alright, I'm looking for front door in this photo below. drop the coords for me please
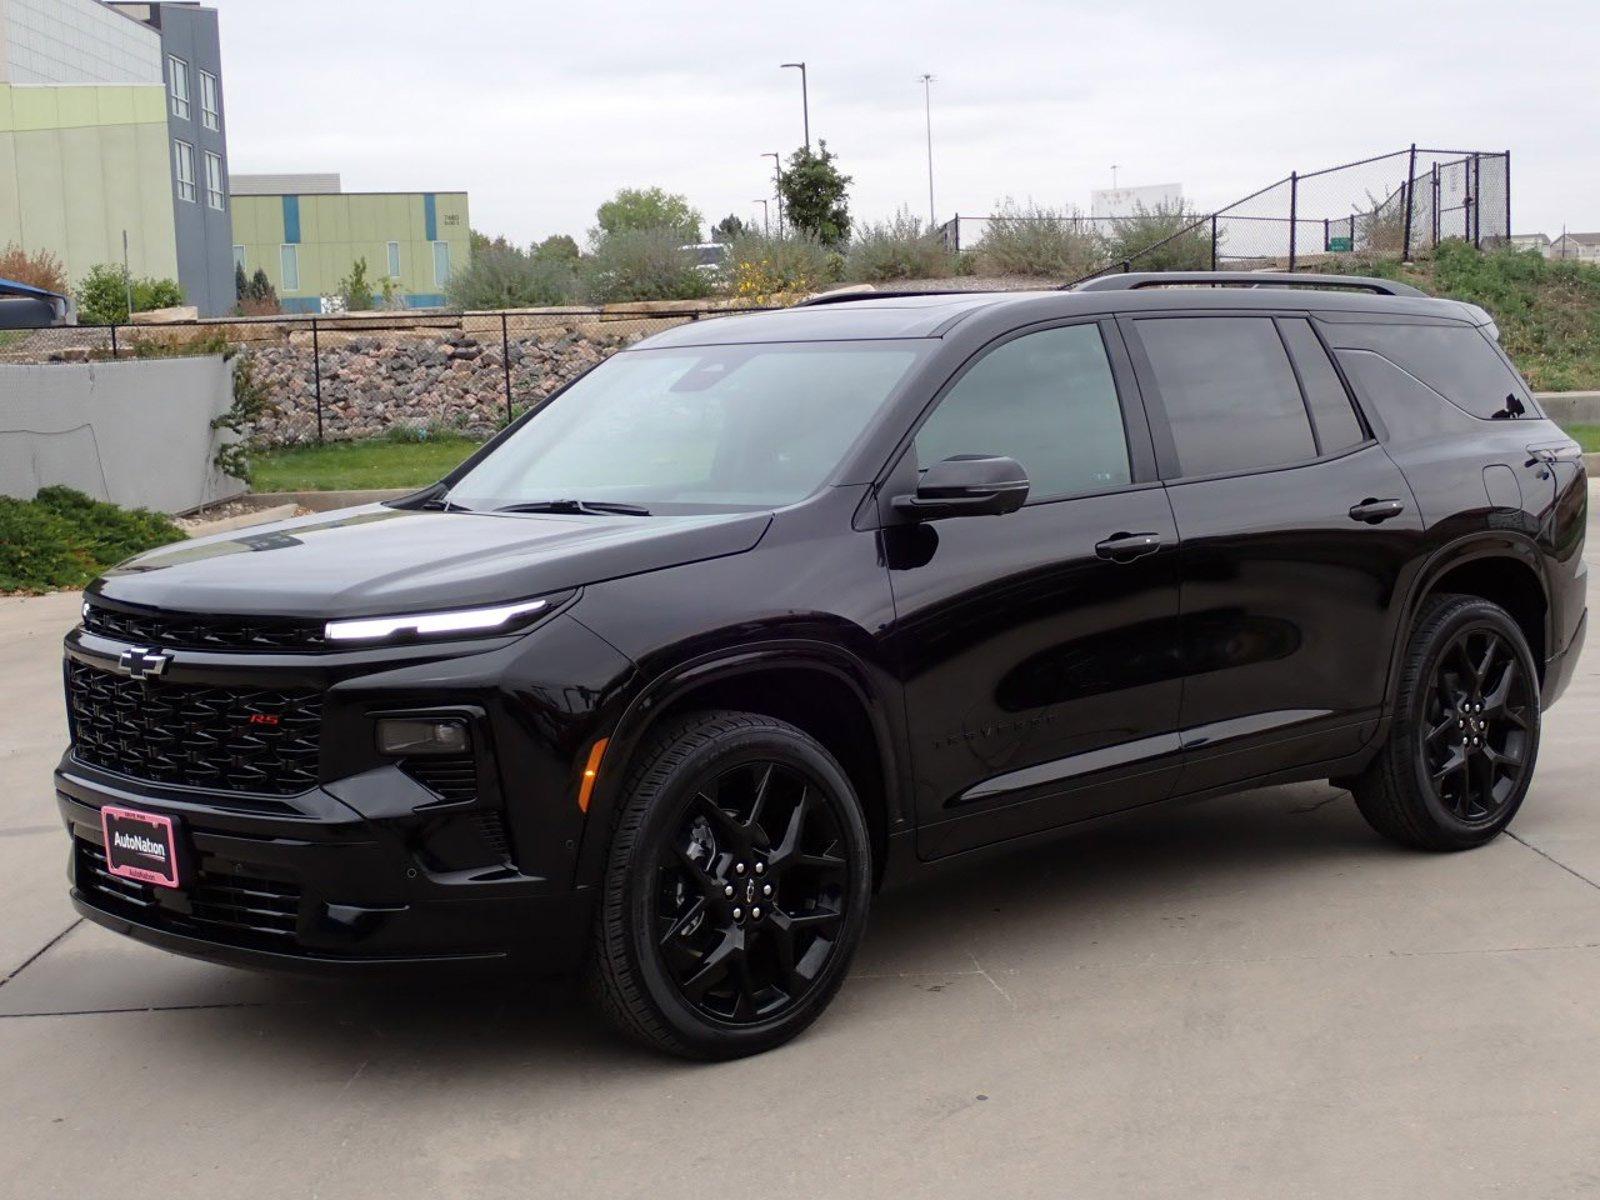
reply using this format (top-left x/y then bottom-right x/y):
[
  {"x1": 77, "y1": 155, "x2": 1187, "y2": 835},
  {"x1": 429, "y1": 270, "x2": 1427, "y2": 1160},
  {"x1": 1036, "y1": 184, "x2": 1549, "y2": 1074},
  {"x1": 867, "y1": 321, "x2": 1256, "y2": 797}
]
[
  {"x1": 1121, "y1": 312, "x2": 1427, "y2": 792},
  {"x1": 880, "y1": 320, "x2": 1187, "y2": 859}
]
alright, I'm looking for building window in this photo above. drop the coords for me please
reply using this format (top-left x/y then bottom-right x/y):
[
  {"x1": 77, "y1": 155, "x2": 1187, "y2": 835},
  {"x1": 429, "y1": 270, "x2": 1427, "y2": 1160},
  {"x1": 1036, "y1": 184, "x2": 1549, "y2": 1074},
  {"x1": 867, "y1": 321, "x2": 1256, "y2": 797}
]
[
  {"x1": 200, "y1": 70, "x2": 220, "y2": 131},
  {"x1": 204, "y1": 151, "x2": 225, "y2": 210},
  {"x1": 280, "y1": 245, "x2": 300, "y2": 292},
  {"x1": 432, "y1": 241, "x2": 452, "y2": 287},
  {"x1": 168, "y1": 56, "x2": 190, "y2": 120},
  {"x1": 232, "y1": 245, "x2": 246, "y2": 272},
  {"x1": 387, "y1": 241, "x2": 401, "y2": 279},
  {"x1": 173, "y1": 140, "x2": 196, "y2": 203}
]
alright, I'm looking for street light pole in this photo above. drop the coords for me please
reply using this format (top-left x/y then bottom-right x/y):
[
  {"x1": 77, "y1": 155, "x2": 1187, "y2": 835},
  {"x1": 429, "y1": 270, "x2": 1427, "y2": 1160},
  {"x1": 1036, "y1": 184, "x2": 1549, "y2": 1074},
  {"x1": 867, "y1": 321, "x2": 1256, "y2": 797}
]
[
  {"x1": 763, "y1": 151, "x2": 784, "y2": 236},
  {"x1": 918, "y1": 74, "x2": 936, "y2": 229},
  {"x1": 753, "y1": 199, "x2": 769, "y2": 238},
  {"x1": 781, "y1": 61, "x2": 809, "y2": 150}
]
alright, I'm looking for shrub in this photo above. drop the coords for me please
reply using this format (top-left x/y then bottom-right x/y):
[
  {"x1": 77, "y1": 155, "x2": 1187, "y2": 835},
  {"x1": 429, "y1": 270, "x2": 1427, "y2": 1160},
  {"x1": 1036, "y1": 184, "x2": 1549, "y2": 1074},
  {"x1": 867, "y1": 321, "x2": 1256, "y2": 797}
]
[
  {"x1": 844, "y1": 210, "x2": 956, "y2": 282},
  {"x1": 0, "y1": 487, "x2": 185, "y2": 594},
  {"x1": 594, "y1": 187, "x2": 702, "y2": 244},
  {"x1": 339, "y1": 257, "x2": 375, "y2": 311},
  {"x1": 0, "y1": 243, "x2": 69, "y2": 293},
  {"x1": 446, "y1": 240, "x2": 577, "y2": 309},
  {"x1": 723, "y1": 231, "x2": 839, "y2": 301},
  {"x1": 1106, "y1": 202, "x2": 1214, "y2": 272},
  {"x1": 581, "y1": 229, "x2": 712, "y2": 303},
  {"x1": 975, "y1": 201, "x2": 1106, "y2": 278},
  {"x1": 240, "y1": 267, "x2": 279, "y2": 316},
  {"x1": 75, "y1": 264, "x2": 185, "y2": 324}
]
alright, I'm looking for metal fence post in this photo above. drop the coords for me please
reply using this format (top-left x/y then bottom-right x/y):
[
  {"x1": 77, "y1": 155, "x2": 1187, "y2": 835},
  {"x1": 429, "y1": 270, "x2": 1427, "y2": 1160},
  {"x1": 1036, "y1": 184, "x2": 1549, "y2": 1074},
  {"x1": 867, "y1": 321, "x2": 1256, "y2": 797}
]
[
  {"x1": 1472, "y1": 154, "x2": 1482, "y2": 248},
  {"x1": 1401, "y1": 143, "x2": 1417, "y2": 260},
  {"x1": 500, "y1": 312, "x2": 513, "y2": 427},
  {"x1": 110, "y1": 324, "x2": 118, "y2": 359},
  {"x1": 1210, "y1": 214, "x2": 1218, "y2": 269},
  {"x1": 311, "y1": 316, "x2": 323, "y2": 445},
  {"x1": 1287, "y1": 172, "x2": 1298, "y2": 271},
  {"x1": 1431, "y1": 162, "x2": 1440, "y2": 248},
  {"x1": 953, "y1": 213, "x2": 960, "y2": 254},
  {"x1": 1503, "y1": 150, "x2": 1512, "y2": 245}
]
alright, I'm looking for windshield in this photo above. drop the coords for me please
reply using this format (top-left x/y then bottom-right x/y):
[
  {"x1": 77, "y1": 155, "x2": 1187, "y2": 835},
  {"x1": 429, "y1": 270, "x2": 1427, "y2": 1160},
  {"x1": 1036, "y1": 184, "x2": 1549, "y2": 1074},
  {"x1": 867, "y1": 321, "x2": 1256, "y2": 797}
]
[{"x1": 445, "y1": 340, "x2": 927, "y2": 513}]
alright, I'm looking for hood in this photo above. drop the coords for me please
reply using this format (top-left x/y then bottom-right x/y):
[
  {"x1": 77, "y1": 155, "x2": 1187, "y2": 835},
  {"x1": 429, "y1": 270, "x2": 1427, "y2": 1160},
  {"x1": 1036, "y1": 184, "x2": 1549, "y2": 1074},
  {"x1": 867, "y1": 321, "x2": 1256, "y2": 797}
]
[{"x1": 93, "y1": 504, "x2": 772, "y2": 618}]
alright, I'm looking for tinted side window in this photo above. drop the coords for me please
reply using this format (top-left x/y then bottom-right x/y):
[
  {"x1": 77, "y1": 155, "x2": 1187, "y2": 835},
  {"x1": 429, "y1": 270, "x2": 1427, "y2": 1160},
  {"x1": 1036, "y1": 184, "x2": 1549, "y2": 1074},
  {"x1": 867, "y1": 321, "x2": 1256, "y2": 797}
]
[
  {"x1": 1280, "y1": 318, "x2": 1365, "y2": 453},
  {"x1": 915, "y1": 324, "x2": 1130, "y2": 501},
  {"x1": 1322, "y1": 321, "x2": 1530, "y2": 419},
  {"x1": 1136, "y1": 317, "x2": 1315, "y2": 477}
]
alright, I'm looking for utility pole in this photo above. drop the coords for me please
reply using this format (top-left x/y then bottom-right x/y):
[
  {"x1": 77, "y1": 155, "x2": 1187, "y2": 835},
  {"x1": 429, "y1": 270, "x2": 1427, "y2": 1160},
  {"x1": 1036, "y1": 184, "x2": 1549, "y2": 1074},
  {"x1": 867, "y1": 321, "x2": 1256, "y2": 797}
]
[
  {"x1": 781, "y1": 62, "x2": 809, "y2": 150},
  {"x1": 753, "y1": 199, "x2": 770, "y2": 238},
  {"x1": 121, "y1": 229, "x2": 134, "y2": 321},
  {"x1": 1111, "y1": 164, "x2": 1119, "y2": 189},
  {"x1": 918, "y1": 74, "x2": 936, "y2": 228},
  {"x1": 763, "y1": 151, "x2": 784, "y2": 236}
]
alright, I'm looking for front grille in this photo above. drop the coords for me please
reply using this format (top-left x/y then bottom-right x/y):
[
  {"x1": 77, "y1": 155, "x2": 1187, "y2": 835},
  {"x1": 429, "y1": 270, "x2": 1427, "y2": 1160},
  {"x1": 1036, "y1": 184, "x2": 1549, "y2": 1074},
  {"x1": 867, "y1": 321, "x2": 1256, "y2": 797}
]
[
  {"x1": 76, "y1": 840, "x2": 303, "y2": 944},
  {"x1": 84, "y1": 602, "x2": 328, "y2": 652},
  {"x1": 66, "y1": 659, "x2": 322, "y2": 796}
]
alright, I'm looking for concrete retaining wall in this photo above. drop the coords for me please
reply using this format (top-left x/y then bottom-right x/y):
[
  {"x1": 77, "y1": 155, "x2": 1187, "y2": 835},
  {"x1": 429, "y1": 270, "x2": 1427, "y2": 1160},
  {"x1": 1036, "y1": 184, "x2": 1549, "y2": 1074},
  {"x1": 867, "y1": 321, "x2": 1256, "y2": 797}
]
[
  {"x1": 1535, "y1": 392, "x2": 1600, "y2": 425},
  {"x1": 0, "y1": 356, "x2": 245, "y2": 513}
]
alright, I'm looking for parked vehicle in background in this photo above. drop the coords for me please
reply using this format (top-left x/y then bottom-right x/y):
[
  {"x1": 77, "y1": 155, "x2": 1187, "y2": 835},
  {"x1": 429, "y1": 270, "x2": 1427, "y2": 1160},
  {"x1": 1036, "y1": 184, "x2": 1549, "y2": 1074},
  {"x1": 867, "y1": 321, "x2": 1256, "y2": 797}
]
[
  {"x1": 0, "y1": 276, "x2": 73, "y2": 327},
  {"x1": 682, "y1": 242, "x2": 730, "y2": 273},
  {"x1": 54, "y1": 272, "x2": 1586, "y2": 1059}
]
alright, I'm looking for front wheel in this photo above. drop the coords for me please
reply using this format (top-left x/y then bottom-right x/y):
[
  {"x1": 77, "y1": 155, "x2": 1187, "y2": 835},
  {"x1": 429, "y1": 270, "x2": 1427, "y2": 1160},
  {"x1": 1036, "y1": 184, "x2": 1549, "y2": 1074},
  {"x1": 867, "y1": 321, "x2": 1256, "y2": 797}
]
[
  {"x1": 587, "y1": 711, "x2": 873, "y2": 1059},
  {"x1": 1351, "y1": 594, "x2": 1541, "y2": 851}
]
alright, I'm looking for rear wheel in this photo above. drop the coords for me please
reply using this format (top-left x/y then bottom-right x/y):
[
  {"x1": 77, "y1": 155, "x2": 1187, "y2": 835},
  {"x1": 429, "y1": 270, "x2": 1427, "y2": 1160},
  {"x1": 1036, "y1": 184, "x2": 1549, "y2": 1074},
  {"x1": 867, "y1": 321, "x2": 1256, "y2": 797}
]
[
  {"x1": 1351, "y1": 594, "x2": 1540, "y2": 851},
  {"x1": 588, "y1": 710, "x2": 872, "y2": 1059}
]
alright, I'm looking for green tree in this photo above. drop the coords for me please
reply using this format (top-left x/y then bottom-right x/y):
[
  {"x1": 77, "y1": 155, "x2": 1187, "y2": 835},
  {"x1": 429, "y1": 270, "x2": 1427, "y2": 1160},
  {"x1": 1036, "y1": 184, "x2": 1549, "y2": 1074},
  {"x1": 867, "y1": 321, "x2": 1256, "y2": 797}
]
[
  {"x1": 234, "y1": 261, "x2": 249, "y2": 301},
  {"x1": 779, "y1": 140, "x2": 852, "y2": 247},
  {"x1": 74, "y1": 264, "x2": 184, "y2": 324},
  {"x1": 534, "y1": 234, "x2": 581, "y2": 263},
  {"x1": 338, "y1": 256, "x2": 375, "y2": 311},
  {"x1": 711, "y1": 214, "x2": 746, "y2": 243},
  {"x1": 593, "y1": 186, "x2": 702, "y2": 243}
]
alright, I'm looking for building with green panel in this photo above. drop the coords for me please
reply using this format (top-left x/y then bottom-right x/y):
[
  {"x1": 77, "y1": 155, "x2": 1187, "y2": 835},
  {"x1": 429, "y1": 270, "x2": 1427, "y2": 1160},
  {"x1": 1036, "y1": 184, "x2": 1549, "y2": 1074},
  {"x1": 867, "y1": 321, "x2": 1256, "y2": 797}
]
[{"x1": 230, "y1": 177, "x2": 471, "y2": 311}]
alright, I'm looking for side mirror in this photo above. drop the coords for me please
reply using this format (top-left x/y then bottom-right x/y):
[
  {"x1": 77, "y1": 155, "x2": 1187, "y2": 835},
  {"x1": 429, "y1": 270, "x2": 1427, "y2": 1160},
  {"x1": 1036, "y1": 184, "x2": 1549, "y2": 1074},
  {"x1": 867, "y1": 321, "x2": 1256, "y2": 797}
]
[{"x1": 892, "y1": 454, "x2": 1030, "y2": 521}]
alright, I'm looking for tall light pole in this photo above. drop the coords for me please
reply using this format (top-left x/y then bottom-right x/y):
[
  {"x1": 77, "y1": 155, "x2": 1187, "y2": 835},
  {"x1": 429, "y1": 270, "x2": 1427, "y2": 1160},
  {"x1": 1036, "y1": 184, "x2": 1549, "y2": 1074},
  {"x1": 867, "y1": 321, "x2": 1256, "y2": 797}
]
[
  {"x1": 763, "y1": 151, "x2": 784, "y2": 235},
  {"x1": 781, "y1": 61, "x2": 809, "y2": 150},
  {"x1": 753, "y1": 199, "x2": 770, "y2": 238},
  {"x1": 918, "y1": 74, "x2": 936, "y2": 229}
]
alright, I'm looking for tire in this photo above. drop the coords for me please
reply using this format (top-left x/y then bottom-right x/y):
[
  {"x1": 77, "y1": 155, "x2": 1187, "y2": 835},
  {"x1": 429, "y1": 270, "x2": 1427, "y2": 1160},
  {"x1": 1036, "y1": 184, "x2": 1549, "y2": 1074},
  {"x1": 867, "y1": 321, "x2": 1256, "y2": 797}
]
[
  {"x1": 587, "y1": 710, "x2": 873, "y2": 1059},
  {"x1": 1351, "y1": 594, "x2": 1541, "y2": 851}
]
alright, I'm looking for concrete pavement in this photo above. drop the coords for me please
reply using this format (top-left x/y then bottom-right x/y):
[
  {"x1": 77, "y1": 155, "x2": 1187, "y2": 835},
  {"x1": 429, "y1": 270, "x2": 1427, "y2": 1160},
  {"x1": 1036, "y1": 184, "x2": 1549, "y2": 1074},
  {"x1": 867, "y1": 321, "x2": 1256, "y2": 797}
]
[{"x1": 1, "y1": 503, "x2": 1597, "y2": 1200}]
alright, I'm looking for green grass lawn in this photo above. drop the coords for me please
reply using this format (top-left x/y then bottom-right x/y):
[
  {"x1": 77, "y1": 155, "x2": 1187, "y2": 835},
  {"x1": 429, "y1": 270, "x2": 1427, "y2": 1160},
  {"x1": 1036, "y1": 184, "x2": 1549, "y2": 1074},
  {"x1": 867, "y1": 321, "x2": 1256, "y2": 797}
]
[
  {"x1": 251, "y1": 435, "x2": 484, "y2": 492},
  {"x1": 1560, "y1": 423, "x2": 1600, "y2": 453}
]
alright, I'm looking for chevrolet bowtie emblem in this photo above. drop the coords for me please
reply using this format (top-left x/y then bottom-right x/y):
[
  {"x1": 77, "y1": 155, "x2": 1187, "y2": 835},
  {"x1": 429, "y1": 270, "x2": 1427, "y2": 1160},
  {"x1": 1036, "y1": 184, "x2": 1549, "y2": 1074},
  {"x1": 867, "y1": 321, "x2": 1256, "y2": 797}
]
[{"x1": 117, "y1": 646, "x2": 172, "y2": 681}]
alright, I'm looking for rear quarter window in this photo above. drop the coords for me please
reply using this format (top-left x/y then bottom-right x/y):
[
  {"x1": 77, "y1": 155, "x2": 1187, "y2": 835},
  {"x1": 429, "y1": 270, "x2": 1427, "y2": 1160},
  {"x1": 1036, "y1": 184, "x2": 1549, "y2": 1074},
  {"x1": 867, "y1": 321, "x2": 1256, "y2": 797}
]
[{"x1": 1319, "y1": 320, "x2": 1534, "y2": 421}]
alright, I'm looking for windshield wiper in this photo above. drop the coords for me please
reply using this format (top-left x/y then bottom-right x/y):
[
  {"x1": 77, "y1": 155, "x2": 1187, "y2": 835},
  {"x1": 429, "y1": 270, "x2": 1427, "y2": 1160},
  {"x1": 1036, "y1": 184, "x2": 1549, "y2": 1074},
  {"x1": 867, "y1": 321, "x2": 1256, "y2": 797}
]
[{"x1": 494, "y1": 499, "x2": 652, "y2": 517}]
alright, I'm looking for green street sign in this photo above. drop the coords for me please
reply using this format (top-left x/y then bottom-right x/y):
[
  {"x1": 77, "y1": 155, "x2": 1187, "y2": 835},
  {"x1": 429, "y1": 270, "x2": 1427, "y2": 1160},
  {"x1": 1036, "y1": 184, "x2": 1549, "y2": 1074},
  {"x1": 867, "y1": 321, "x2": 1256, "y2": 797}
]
[{"x1": 1329, "y1": 236, "x2": 1354, "y2": 252}]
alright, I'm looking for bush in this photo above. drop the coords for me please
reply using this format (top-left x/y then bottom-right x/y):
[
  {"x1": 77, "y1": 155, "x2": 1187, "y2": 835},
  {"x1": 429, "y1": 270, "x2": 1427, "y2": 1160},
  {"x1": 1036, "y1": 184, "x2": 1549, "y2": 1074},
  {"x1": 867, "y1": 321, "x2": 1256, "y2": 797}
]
[
  {"x1": 446, "y1": 240, "x2": 577, "y2": 309},
  {"x1": 75, "y1": 264, "x2": 185, "y2": 324},
  {"x1": 723, "y1": 231, "x2": 839, "y2": 301},
  {"x1": 239, "y1": 267, "x2": 279, "y2": 316},
  {"x1": 975, "y1": 201, "x2": 1106, "y2": 278},
  {"x1": 844, "y1": 210, "x2": 956, "y2": 282},
  {"x1": 0, "y1": 243, "x2": 68, "y2": 293},
  {"x1": 0, "y1": 487, "x2": 185, "y2": 594},
  {"x1": 339, "y1": 257, "x2": 375, "y2": 312},
  {"x1": 1106, "y1": 202, "x2": 1213, "y2": 272},
  {"x1": 581, "y1": 229, "x2": 713, "y2": 303}
]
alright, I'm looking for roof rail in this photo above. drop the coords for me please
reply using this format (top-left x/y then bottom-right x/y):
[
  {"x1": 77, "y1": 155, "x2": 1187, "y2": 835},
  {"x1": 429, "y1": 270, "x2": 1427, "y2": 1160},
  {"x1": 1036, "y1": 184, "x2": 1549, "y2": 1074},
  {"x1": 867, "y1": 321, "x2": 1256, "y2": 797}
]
[
  {"x1": 1070, "y1": 271, "x2": 1426, "y2": 298},
  {"x1": 796, "y1": 288, "x2": 991, "y2": 307}
]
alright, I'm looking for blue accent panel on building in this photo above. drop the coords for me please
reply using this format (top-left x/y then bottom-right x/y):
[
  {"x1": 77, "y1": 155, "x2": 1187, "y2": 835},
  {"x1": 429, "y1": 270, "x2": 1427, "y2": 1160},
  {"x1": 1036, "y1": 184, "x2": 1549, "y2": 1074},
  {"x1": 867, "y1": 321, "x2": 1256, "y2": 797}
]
[
  {"x1": 403, "y1": 293, "x2": 447, "y2": 309},
  {"x1": 279, "y1": 295, "x2": 321, "y2": 313},
  {"x1": 282, "y1": 195, "x2": 301, "y2": 244},
  {"x1": 424, "y1": 193, "x2": 437, "y2": 242}
]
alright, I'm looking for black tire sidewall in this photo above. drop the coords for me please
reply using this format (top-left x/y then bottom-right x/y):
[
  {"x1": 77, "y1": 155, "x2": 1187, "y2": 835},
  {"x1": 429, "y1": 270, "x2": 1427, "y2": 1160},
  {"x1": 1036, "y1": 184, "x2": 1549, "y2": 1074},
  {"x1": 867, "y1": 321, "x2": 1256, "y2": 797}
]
[
  {"x1": 621, "y1": 721, "x2": 873, "y2": 1056},
  {"x1": 1397, "y1": 601, "x2": 1541, "y2": 843}
]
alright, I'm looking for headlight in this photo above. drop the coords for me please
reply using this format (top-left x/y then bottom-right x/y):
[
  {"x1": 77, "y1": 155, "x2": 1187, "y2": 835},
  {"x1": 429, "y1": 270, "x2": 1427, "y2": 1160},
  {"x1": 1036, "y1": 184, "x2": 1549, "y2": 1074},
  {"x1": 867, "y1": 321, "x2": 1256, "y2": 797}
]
[{"x1": 325, "y1": 598, "x2": 551, "y2": 643}]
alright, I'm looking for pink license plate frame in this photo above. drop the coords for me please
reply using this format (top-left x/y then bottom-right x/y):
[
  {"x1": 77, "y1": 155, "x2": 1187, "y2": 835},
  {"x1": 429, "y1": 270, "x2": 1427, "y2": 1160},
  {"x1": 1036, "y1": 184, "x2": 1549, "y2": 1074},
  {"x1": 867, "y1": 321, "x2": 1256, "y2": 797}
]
[{"x1": 100, "y1": 805, "x2": 183, "y2": 889}]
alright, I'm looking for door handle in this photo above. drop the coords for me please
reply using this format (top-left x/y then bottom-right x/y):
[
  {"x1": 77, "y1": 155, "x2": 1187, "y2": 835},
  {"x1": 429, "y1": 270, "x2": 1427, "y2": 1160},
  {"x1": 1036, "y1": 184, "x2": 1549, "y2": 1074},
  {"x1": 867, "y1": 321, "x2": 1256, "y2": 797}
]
[
  {"x1": 1095, "y1": 532, "x2": 1164, "y2": 562},
  {"x1": 1348, "y1": 498, "x2": 1405, "y2": 524}
]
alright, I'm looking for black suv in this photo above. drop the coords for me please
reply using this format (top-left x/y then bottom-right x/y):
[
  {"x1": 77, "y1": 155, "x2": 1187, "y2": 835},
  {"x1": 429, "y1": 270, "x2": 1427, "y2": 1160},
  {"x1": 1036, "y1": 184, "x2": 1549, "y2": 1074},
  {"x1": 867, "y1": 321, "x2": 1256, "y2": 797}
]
[{"x1": 58, "y1": 273, "x2": 1587, "y2": 1058}]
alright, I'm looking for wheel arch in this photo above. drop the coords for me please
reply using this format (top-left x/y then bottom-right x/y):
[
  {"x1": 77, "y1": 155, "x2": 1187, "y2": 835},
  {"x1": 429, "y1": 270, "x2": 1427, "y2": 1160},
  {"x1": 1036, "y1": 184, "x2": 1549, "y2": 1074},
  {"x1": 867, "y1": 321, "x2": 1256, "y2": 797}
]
[
  {"x1": 574, "y1": 641, "x2": 907, "y2": 890},
  {"x1": 1399, "y1": 534, "x2": 1550, "y2": 684}
]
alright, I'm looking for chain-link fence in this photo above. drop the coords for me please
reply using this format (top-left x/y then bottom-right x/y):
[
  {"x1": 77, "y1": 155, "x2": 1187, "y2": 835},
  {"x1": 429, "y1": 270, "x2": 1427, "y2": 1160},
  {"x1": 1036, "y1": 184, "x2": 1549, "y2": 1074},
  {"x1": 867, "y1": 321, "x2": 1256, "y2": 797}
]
[
  {"x1": 1, "y1": 306, "x2": 761, "y2": 449},
  {"x1": 938, "y1": 145, "x2": 1511, "y2": 281}
]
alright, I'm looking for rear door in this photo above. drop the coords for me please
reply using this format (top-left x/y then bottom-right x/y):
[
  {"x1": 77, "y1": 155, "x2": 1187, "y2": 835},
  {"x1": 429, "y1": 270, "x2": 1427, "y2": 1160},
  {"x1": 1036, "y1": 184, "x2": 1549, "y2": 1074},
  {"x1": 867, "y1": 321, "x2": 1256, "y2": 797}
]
[
  {"x1": 1121, "y1": 312, "x2": 1427, "y2": 792},
  {"x1": 880, "y1": 319, "x2": 1187, "y2": 859}
]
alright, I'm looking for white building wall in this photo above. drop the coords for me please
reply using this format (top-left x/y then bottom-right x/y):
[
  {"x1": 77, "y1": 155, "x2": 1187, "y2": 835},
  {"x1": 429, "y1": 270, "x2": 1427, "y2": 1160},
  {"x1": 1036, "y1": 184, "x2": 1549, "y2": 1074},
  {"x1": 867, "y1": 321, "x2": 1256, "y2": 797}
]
[{"x1": 0, "y1": 0, "x2": 160, "y2": 85}]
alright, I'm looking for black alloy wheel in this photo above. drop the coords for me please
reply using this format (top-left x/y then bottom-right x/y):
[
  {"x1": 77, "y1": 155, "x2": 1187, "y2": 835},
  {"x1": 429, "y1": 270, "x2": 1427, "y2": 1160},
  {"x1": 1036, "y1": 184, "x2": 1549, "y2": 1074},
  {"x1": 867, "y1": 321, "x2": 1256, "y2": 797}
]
[
  {"x1": 1420, "y1": 624, "x2": 1536, "y2": 824},
  {"x1": 1351, "y1": 594, "x2": 1541, "y2": 851},
  {"x1": 589, "y1": 710, "x2": 872, "y2": 1059}
]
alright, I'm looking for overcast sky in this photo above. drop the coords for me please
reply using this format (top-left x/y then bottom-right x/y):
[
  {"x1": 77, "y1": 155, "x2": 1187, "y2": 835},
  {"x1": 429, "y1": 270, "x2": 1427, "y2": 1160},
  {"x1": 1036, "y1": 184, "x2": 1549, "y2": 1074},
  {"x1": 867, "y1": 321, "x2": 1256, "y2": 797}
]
[{"x1": 209, "y1": 0, "x2": 1598, "y2": 246}]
